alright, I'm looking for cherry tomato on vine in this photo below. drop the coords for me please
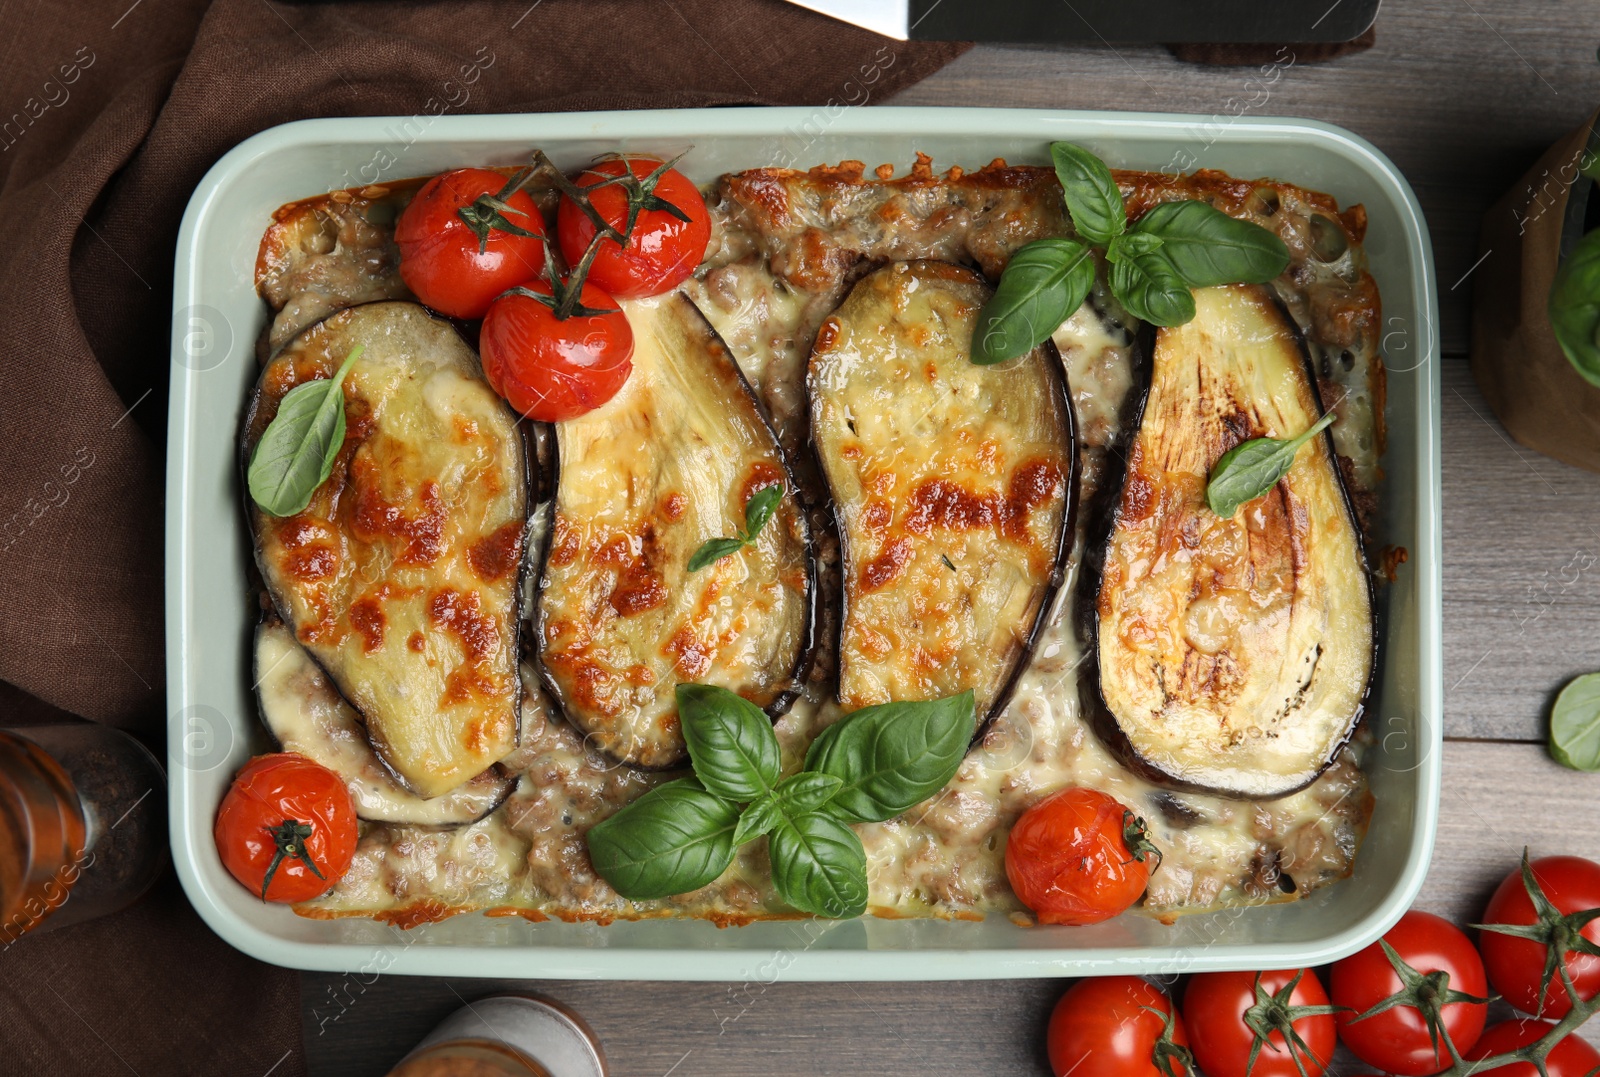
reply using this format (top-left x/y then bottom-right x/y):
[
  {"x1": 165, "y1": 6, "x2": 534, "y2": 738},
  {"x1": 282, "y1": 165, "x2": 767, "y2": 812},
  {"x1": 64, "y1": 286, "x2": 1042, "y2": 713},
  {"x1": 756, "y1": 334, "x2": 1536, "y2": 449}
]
[
  {"x1": 214, "y1": 753, "x2": 356, "y2": 903},
  {"x1": 1046, "y1": 976, "x2": 1189, "y2": 1077},
  {"x1": 556, "y1": 156, "x2": 711, "y2": 299},
  {"x1": 1184, "y1": 969, "x2": 1338, "y2": 1077},
  {"x1": 1330, "y1": 910, "x2": 1489, "y2": 1075},
  {"x1": 395, "y1": 167, "x2": 547, "y2": 319},
  {"x1": 1005, "y1": 787, "x2": 1159, "y2": 926},
  {"x1": 1463, "y1": 1019, "x2": 1600, "y2": 1077},
  {"x1": 1480, "y1": 855, "x2": 1600, "y2": 1018},
  {"x1": 479, "y1": 279, "x2": 634, "y2": 422}
]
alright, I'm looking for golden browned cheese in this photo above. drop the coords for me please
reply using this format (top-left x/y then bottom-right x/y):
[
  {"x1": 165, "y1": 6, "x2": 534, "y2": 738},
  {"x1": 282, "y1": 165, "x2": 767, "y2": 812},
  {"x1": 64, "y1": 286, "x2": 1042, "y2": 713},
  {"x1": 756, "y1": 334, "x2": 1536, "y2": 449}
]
[
  {"x1": 537, "y1": 293, "x2": 813, "y2": 768},
  {"x1": 245, "y1": 302, "x2": 526, "y2": 798},
  {"x1": 809, "y1": 261, "x2": 1073, "y2": 718},
  {"x1": 711, "y1": 158, "x2": 1384, "y2": 491},
  {"x1": 1095, "y1": 285, "x2": 1373, "y2": 799},
  {"x1": 253, "y1": 619, "x2": 514, "y2": 824}
]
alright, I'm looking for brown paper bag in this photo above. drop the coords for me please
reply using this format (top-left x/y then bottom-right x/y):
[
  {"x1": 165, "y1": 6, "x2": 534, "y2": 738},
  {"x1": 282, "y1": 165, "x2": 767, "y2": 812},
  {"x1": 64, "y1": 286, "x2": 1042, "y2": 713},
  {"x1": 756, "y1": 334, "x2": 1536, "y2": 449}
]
[{"x1": 1471, "y1": 108, "x2": 1600, "y2": 471}]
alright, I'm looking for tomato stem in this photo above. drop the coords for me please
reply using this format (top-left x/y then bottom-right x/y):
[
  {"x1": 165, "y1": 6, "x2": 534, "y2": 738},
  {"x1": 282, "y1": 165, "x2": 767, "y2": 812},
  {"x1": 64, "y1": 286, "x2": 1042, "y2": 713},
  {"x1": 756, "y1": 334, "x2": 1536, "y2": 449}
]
[
  {"x1": 507, "y1": 148, "x2": 693, "y2": 321},
  {"x1": 1400, "y1": 849, "x2": 1600, "y2": 1077},
  {"x1": 1347, "y1": 938, "x2": 1493, "y2": 1066},
  {"x1": 529, "y1": 150, "x2": 625, "y2": 247},
  {"x1": 455, "y1": 168, "x2": 544, "y2": 255},
  {"x1": 1241, "y1": 970, "x2": 1347, "y2": 1077},
  {"x1": 1475, "y1": 850, "x2": 1600, "y2": 1015},
  {"x1": 259, "y1": 818, "x2": 324, "y2": 902},
  {"x1": 1140, "y1": 1004, "x2": 1193, "y2": 1077},
  {"x1": 1121, "y1": 810, "x2": 1162, "y2": 868},
  {"x1": 585, "y1": 151, "x2": 695, "y2": 237}
]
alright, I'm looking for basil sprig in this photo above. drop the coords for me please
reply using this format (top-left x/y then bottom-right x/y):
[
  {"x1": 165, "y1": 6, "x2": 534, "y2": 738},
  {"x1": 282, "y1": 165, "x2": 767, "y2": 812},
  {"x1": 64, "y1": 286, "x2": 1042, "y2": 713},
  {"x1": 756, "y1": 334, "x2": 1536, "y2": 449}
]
[
  {"x1": 802, "y1": 693, "x2": 979, "y2": 824},
  {"x1": 586, "y1": 684, "x2": 977, "y2": 918},
  {"x1": 1106, "y1": 232, "x2": 1196, "y2": 328},
  {"x1": 586, "y1": 779, "x2": 741, "y2": 901},
  {"x1": 971, "y1": 142, "x2": 1292, "y2": 363},
  {"x1": 1550, "y1": 672, "x2": 1600, "y2": 771},
  {"x1": 1050, "y1": 143, "x2": 1126, "y2": 247},
  {"x1": 1205, "y1": 411, "x2": 1336, "y2": 519},
  {"x1": 1549, "y1": 227, "x2": 1600, "y2": 388},
  {"x1": 687, "y1": 483, "x2": 784, "y2": 572},
  {"x1": 247, "y1": 345, "x2": 365, "y2": 517},
  {"x1": 972, "y1": 239, "x2": 1095, "y2": 366}
]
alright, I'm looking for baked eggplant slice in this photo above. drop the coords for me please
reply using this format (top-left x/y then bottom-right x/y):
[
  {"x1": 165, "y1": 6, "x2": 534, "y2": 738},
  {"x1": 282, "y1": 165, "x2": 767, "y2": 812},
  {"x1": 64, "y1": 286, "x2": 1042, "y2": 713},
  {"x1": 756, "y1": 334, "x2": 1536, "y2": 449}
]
[
  {"x1": 1089, "y1": 284, "x2": 1374, "y2": 799},
  {"x1": 243, "y1": 301, "x2": 527, "y2": 798},
  {"x1": 536, "y1": 292, "x2": 816, "y2": 769},
  {"x1": 254, "y1": 619, "x2": 514, "y2": 825},
  {"x1": 809, "y1": 260, "x2": 1076, "y2": 724}
]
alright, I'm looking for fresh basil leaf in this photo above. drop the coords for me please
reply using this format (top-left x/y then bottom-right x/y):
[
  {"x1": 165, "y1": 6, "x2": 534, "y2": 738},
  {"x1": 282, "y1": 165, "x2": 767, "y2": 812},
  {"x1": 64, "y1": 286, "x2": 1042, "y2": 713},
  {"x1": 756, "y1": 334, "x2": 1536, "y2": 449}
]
[
  {"x1": 586, "y1": 778, "x2": 740, "y2": 901},
  {"x1": 687, "y1": 537, "x2": 747, "y2": 572},
  {"x1": 971, "y1": 238, "x2": 1095, "y2": 365},
  {"x1": 732, "y1": 794, "x2": 784, "y2": 846},
  {"x1": 1050, "y1": 142, "x2": 1126, "y2": 247},
  {"x1": 1549, "y1": 227, "x2": 1600, "y2": 388},
  {"x1": 804, "y1": 691, "x2": 977, "y2": 824},
  {"x1": 1205, "y1": 411, "x2": 1337, "y2": 519},
  {"x1": 774, "y1": 772, "x2": 844, "y2": 816},
  {"x1": 742, "y1": 483, "x2": 783, "y2": 540},
  {"x1": 732, "y1": 773, "x2": 846, "y2": 855},
  {"x1": 1132, "y1": 200, "x2": 1290, "y2": 286},
  {"x1": 676, "y1": 683, "x2": 781, "y2": 803},
  {"x1": 247, "y1": 345, "x2": 364, "y2": 517},
  {"x1": 1551, "y1": 672, "x2": 1600, "y2": 771},
  {"x1": 686, "y1": 482, "x2": 785, "y2": 571},
  {"x1": 1107, "y1": 233, "x2": 1196, "y2": 327},
  {"x1": 767, "y1": 811, "x2": 868, "y2": 919}
]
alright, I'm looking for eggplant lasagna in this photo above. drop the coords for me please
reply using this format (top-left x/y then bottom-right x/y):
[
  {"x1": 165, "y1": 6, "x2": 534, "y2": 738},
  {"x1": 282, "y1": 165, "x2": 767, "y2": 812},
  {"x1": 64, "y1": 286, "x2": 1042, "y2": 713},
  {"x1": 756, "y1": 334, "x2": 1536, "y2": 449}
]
[{"x1": 246, "y1": 151, "x2": 1383, "y2": 926}]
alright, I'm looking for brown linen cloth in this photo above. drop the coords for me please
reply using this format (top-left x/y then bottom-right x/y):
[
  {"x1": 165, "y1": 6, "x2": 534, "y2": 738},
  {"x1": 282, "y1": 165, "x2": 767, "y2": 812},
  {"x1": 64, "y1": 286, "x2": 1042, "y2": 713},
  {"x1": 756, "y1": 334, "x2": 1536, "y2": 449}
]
[{"x1": 0, "y1": 3, "x2": 966, "y2": 1073}]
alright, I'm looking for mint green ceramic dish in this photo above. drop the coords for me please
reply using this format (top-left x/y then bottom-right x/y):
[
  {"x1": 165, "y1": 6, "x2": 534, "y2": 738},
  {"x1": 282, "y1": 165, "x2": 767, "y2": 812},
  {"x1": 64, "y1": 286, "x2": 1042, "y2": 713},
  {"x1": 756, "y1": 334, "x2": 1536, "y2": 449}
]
[{"x1": 166, "y1": 108, "x2": 1440, "y2": 979}]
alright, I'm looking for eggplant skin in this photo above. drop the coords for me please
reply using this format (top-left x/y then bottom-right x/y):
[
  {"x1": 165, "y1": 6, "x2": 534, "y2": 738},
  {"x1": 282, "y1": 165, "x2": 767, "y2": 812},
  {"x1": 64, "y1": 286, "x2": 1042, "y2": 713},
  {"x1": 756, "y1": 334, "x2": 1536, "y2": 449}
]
[
  {"x1": 254, "y1": 619, "x2": 515, "y2": 826},
  {"x1": 242, "y1": 301, "x2": 527, "y2": 799},
  {"x1": 809, "y1": 260, "x2": 1076, "y2": 730},
  {"x1": 536, "y1": 292, "x2": 817, "y2": 770},
  {"x1": 1088, "y1": 284, "x2": 1374, "y2": 800}
]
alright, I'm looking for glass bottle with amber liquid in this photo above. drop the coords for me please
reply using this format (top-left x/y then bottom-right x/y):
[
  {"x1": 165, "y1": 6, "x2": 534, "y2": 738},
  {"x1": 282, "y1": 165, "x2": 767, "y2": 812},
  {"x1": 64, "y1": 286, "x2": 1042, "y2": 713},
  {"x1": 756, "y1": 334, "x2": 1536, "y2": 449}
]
[{"x1": 0, "y1": 724, "x2": 166, "y2": 942}]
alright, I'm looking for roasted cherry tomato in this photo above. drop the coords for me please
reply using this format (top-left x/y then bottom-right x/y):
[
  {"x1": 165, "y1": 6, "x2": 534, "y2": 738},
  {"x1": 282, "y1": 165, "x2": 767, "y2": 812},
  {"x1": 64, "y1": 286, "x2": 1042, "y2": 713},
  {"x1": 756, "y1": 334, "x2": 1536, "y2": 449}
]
[
  {"x1": 1480, "y1": 855, "x2": 1600, "y2": 1018},
  {"x1": 1331, "y1": 910, "x2": 1489, "y2": 1074},
  {"x1": 479, "y1": 280, "x2": 633, "y2": 421},
  {"x1": 395, "y1": 167, "x2": 547, "y2": 319},
  {"x1": 1184, "y1": 969, "x2": 1337, "y2": 1077},
  {"x1": 214, "y1": 753, "x2": 357, "y2": 903},
  {"x1": 1005, "y1": 787, "x2": 1158, "y2": 926},
  {"x1": 1464, "y1": 1019, "x2": 1600, "y2": 1077},
  {"x1": 556, "y1": 156, "x2": 711, "y2": 299},
  {"x1": 1046, "y1": 976, "x2": 1188, "y2": 1077}
]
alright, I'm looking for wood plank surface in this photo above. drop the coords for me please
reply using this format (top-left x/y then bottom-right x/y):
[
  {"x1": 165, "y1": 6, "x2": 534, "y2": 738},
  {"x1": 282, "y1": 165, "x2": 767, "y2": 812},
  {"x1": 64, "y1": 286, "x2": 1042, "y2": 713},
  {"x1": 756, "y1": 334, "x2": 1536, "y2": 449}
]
[
  {"x1": 893, "y1": 2, "x2": 1600, "y2": 358},
  {"x1": 306, "y1": 4, "x2": 1600, "y2": 1072},
  {"x1": 1443, "y1": 362, "x2": 1600, "y2": 742}
]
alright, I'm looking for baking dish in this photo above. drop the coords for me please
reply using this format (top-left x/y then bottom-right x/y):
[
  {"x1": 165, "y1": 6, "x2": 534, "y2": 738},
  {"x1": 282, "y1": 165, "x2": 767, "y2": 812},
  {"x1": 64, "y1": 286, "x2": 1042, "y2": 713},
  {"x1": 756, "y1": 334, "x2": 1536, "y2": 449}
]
[{"x1": 166, "y1": 106, "x2": 1441, "y2": 979}]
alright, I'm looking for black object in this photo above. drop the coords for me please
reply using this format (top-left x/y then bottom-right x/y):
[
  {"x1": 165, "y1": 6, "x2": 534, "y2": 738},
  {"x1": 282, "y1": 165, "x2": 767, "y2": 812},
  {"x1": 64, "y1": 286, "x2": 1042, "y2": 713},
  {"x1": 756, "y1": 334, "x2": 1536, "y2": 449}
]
[{"x1": 907, "y1": 0, "x2": 1380, "y2": 43}]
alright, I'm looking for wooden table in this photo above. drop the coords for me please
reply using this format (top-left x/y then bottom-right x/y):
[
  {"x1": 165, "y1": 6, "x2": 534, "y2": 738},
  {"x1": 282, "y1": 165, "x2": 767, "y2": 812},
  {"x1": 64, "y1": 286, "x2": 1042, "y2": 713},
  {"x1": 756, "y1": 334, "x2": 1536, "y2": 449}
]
[{"x1": 305, "y1": 3, "x2": 1600, "y2": 1072}]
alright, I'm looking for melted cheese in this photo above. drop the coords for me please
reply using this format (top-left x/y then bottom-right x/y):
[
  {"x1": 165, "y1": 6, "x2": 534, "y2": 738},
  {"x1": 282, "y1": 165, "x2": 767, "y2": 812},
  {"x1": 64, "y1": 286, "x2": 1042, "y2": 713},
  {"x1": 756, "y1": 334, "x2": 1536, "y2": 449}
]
[
  {"x1": 536, "y1": 293, "x2": 813, "y2": 769},
  {"x1": 248, "y1": 302, "x2": 525, "y2": 797},
  {"x1": 810, "y1": 261, "x2": 1072, "y2": 716}
]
